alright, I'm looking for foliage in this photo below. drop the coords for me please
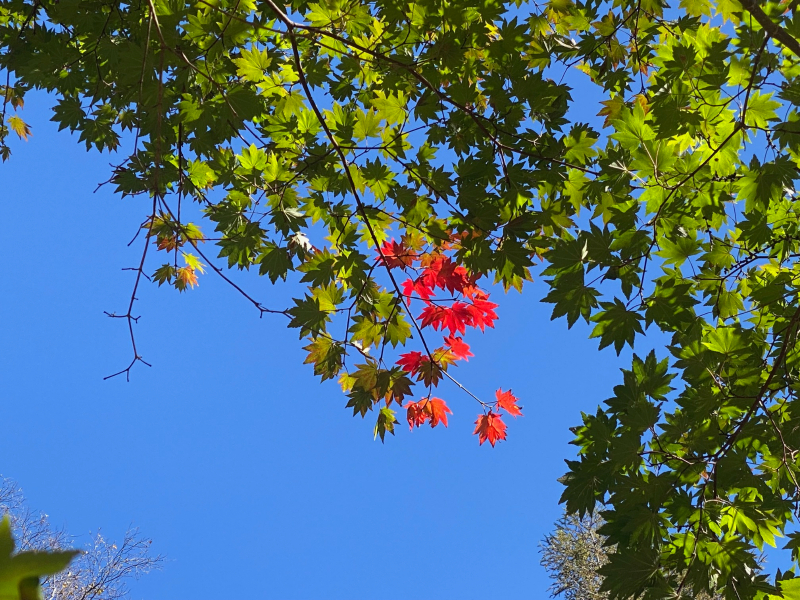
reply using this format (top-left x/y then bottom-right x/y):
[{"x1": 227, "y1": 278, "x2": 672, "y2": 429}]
[
  {"x1": 541, "y1": 511, "x2": 609, "y2": 600},
  {"x1": 5, "y1": 0, "x2": 800, "y2": 596},
  {"x1": 541, "y1": 511, "x2": 723, "y2": 600},
  {"x1": 0, "y1": 477, "x2": 163, "y2": 600}
]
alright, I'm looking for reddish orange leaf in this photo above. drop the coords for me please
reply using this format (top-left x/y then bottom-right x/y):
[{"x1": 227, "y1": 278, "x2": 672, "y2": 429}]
[
  {"x1": 397, "y1": 351, "x2": 424, "y2": 374},
  {"x1": 419, "y1": 256, "x2": 470, "y2": 294},
  {"x1": 467, "y1": 293, "x2": 498, "y2": 330},
  {"x1": 495, "y1": 388, "x2": 523, "y2": 417},
  {"x1": 176, "y1": 266, "x2": 199, "y2": 290},
  {"x1": 404, "y1": 397, "x2": 452, "y2": 429},
  {"x1": 419, "y1": 301, "x2": 473, "y2": 335},
  {"x1": 402, "y1": 276, "x2": 435, "y2": 300},
  {"x1": 378, "y1": 239, "x2": 416, "y2": 269},
  {"x1": 444, "y1": 336, "x2": 473, "y2": 361},
  {"x1": 428, "y1": 397, "x2": 452, "y2": 427},
  {"x1": 405, "y1": 400, "x2": 427, "y2": 430},
  {"x1": 473, "y1": 411, "x2": 507, "y2": 447}
]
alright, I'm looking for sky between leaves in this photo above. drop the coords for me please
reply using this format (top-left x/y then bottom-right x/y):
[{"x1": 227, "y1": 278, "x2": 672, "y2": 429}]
[{"x1": 0, "y1": 83, "x2": 669, "y2": 598}]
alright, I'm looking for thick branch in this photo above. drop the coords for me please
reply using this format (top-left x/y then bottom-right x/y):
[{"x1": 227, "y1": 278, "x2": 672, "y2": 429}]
[{"x1": 740, "y1": 0, "x2": 800, "y2": 57}]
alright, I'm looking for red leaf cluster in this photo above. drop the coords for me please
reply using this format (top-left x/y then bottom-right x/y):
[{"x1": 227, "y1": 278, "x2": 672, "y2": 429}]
[
  {"x1": 418, "y1": 297, "x2": 497, "y2": 335},
  {"x1": 380, "y1": 240, "x2": 521, "y2": 447},
  {"x1": 404, "y1": 397, "x2": 452, "y2": 429}
]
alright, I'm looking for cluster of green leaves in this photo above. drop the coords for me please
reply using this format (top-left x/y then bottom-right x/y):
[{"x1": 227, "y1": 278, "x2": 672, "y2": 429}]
[{"x1": 5, "y1": 0, "x2": 800, "y2": 596}]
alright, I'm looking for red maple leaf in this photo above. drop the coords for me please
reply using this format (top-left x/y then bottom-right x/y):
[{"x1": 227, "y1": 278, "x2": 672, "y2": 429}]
[
  {"x1": 419, "y1": 256, "x2": 471, "y2": 294},
  {"x1": 467, "y1": 293, "x2": 498, "y2": 330},
  {"x1": 444, "y1": 336, "x2": 473, "y2": 361},
  {"x1": 473, "y1": 411, "x2": 508, "y2": 447},
  {"x1": 378, "y1": 240, "x2": 416, "y2": 269},
  {"x1": 397, "y1": 351, "x2": 424, "y2": 374},
  {"x1": 495, "y1": 388, "x2": 523, "y2": 417},
  {"x1": 444, "y1": 265, "x2": 471, "y2": 294},
  {"x1": 419, "y1": 302, "x2": 473, "y2": 335},
  {"x1": 404, "y1": 397, "x2": 452, "y2": 429},
  {"x1": 445, "y1": 302, "x2": 474, "y2": 335},
  {"x1": 428, "y1": 397, "x2": 452, "y2": 427},
  {"x1": 402, "y1": 277, "x2": 435, "y2": 301},
  {"x1": 419, "y1": 303, "x2": 446, "y2": 329},
  {"x1": 398, "y1": 352, "x2": 443, "y2": 386},
  {"x1": 404, "y1": 401, "x2": 428, "y2": 429}
]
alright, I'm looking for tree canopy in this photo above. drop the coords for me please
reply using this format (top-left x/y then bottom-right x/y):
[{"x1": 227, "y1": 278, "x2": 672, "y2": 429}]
[{"x1": 4, "y1": 0, "x2": 800, "y2": 597}]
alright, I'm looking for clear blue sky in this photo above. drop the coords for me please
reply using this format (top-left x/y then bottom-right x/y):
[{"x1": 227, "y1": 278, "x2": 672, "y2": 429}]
[{"x1": 0, "y1": 90, "x2": 660, "y2": 599}]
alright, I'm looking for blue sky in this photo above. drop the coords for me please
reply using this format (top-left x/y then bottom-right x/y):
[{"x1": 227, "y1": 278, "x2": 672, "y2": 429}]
[{"x1": 0, "y1": 87, "x2": 659, "y2": 599}]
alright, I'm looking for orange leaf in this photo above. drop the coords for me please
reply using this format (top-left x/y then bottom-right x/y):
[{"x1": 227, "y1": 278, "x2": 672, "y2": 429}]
[
  {"x1": 473, "y1": 411, "x2": 507, "y2": 447},
  {"x1": 428, "y1": 397, "x2": 452, "y2": 427},
  {"x1": 495, "y1": 388, "x2": 523, "y2": 417},
  {"x1": 404, "y1": 401, "x2": 427, "y2": 430},
  {"x1": 444, "y1": 336, "x2": 473, "y2": 361},
  {"x1": 176, "y1": 266, "x2": 199, "y2": 290},
  {"x1": 157, "y1": 235, "x2": 180, "y2": 252},
  {"x1": 404, "y1": 397, "x2": 452, "y2": 429}
]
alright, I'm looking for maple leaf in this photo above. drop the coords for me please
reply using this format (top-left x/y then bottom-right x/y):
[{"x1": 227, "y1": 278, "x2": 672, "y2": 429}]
[
  {"x1": 427, "y1": 397, "x2": 452, "y2": 427},
  {"x1": 398, "y1": 351, "x2": 445, "y2": 386},
  {"x1": 156, "y1": 235, "x2": 180, "y2": 252},
  {"x1": 433, "y1": 346, "x2": 458, "y2": 367},
  {"x1": 597, "y1": 96, "x2": 625, "y2": 127},
  {"x1": 473, "y1": 411, "x2": 508, "y2": 447},
  {"x1": 495, "y1": 388, "x2": 523, "y2": 417},
  {"x1": 467, "y1": 294, "x2": 498, "y2": 330},
  {"x1": 419, "y1": 303, "x2": 446, "y2": 329},
  {"x1": 419, "y1": 256, "x2": 471, "y2": 294},
  {"x1": 397, "y1": 351, "x2": 424, "y2": 374},
  {"x1": 416, "y1": 358, "x2": 444, "y2": 387},
  {"x1": 7, "y1": 114, "x2": 31, "y2": 140},
  {"x1": 175, "y1": 266, "x2": 199, "y2": 291},
  {"x1": 378, "y1": 239, "x2": 416, "y2": 269},
  {"x1": 404, "y1": 400, "x2": 428, "y2": 429},
  {"x1": 419, "y1": 302, "x2": 473, "y2": 335},
  {"x1": 444, "y1": 336, "x2": 473, "y2": 360},
  {"x1": 402, "y1": 277, "x2": 434, "y2": 300},
  {"x1": 403, "y1": 397, "x2": 452, "y2": 429}
]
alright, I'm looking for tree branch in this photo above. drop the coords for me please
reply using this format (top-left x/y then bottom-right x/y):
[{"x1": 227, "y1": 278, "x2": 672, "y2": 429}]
[{"x1": 740, "y1": 0, "x2": 800, "y2": 57}]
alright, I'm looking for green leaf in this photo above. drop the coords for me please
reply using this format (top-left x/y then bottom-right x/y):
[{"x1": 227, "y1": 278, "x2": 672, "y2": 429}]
[
  {"x1": 590, "y1": 299, "x2": 644, "y2": 354},
  {"x1": 703, "y1": 327, "x2": 747, "y2": 355},
  {"x1": 598, "y1": 548, "x2": 660, "y2": 599},
  {"x1": 374, "y1": 407, "x2": 398, "y2": 442},
  {"x1": 745, "y1": 92, "x2": 781, "y2": 129},
  {"x1": 303, "y1": 337, "x2": 344, "y2": 381},
  {"x1": 287, "y1": 296, "x2": 329, "y2": 338},
  {"x1": 233, "y1": 46, "x2": 272, "y2": 83},
  {"x1": 257, "y1": 244, "x2": 293, "y2": 283}
]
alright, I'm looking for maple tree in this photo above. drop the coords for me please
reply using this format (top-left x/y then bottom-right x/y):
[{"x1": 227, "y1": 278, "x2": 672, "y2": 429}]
[{"x1": 5, "y1": 0, "x2": 800, "y2": 596}]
